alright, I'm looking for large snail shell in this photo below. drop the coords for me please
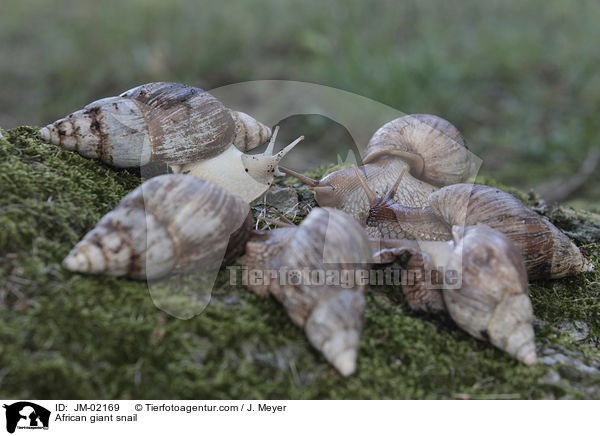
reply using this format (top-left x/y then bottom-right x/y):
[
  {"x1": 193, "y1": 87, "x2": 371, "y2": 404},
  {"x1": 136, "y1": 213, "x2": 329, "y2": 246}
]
[
  {"x1": 39, "y1": 82, "x2": 271, "y2": 167},
  {"x1": 363, "y1": 114, "x2": 472, "y2": 187},
  {"x1": 243, "y1": 207, "x2": 372, "y2": 376},
  {"x1": 429, "y1": 184, "x2": 594, "y2": 279},
  {"x1": 278, "y1": 208, "x2": 372, "y2": 376},
  {"x1": 444, "y1": 226, "x2": 536, "y2": 365},
  {"x1": 63, "y1": 174, "x2": 252, "y2": 280}
]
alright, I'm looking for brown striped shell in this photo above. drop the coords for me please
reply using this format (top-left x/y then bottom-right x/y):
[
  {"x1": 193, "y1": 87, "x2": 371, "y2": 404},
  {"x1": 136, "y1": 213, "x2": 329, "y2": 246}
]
[
  {"x1": 363, "y1": 114, "x2": 473, "y2": 187},
  {"x1": 243, "y1": 207, "x2": 373, "y2": 376},
  {"x1": 63, "y1": 174, "x2": 252, "y2": 280},
  {"x1": 360, "y1": 169, "x2": 593, "y2": 280},
  {"x1": 39, "y1": 82, "x2": 271, "y2": 167},
  {"x1": 429, "y1": 184, "x2": 594, "y2": 279}
]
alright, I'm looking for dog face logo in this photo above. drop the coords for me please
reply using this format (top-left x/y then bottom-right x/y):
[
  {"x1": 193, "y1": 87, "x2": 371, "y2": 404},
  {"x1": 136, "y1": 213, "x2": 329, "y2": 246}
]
[{"x1": 3, "y1": 402, "x2": 50, "y2": 433}]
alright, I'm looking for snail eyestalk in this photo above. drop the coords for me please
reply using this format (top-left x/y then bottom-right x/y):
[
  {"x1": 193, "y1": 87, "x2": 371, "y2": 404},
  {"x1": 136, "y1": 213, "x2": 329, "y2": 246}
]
[
  {"x1": 382, "y1": 168, "x2": 407, "y2": 201},
  {"x1": 264, "y1": 126, "x2": 280, "y2": 156},
  {"x1": 272, "y1": 209, "x2": 294, "y2": 225},
  {"x1": 352, "y1": 164, "x2": 377, "y2": 207},
  {"x1": 260, "y1": 217, "x2": 295, "y2": 228},
  {"x1": 278, "y1": 166, "x2": 320, "y2": 187},
  {"x1": 279, "y1": 165, "x2": 339, "y2": 204}
]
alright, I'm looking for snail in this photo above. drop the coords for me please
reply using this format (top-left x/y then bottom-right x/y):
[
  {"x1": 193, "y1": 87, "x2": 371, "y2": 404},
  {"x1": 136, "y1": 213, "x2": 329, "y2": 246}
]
[
  {"x1": 63, "y1": 174, "x2": 253, "y2": 280},
  {"x1": 356, "y1": 168, "x2": 593, "y2": 280},
  {"x1": 39, "y1": 82, "x2": 304, "y2": 202},
  {"x1": 242, "y1": 207, "x2": 373, "y2": 376},
  {"x1": 280, "y1": 114, "x2": 473, "y2": 223},
  {"x1": 373, "y1": 225, "x2": 537, "y2": 365}
]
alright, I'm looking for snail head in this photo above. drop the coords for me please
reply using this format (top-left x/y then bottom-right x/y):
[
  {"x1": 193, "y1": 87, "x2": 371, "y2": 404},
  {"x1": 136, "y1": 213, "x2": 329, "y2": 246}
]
[
  {"x1": 241, "y1": 126, "x2": 304, "y2": 184},
  {"x1": 352, "y1": 164, "x2": 406, "y2": 226}
]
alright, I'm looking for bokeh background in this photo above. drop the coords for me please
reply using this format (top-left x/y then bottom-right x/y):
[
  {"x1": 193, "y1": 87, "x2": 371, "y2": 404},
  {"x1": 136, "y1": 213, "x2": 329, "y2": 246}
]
[{"x1": 1, "y1": 0, "x2": 598, "y2": 207}]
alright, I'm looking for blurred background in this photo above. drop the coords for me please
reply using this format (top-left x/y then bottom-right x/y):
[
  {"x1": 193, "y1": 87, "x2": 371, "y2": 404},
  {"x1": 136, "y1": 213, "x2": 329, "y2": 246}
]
[{"x1": 1, "y1": 0, "x2": 598, "y2": 209}]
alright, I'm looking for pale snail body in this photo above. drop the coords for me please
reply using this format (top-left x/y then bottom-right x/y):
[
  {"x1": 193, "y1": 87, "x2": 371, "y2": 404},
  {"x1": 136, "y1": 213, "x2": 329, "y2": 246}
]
[
  {"x1": 63, "y1": 174, "x2": 252, "y2": 280},
  {"x1": 172, "y1": 127, "x2": 303, "y2": 203},
  {"x1": 373, "y1": 226, "x2": 536, "y2": 365},
  {"x1": 280, "y1": 114, "x2": 472, "y2": 223},
  {"x1": 243, "y1": 207, "x2": 373, "y2": 376}
]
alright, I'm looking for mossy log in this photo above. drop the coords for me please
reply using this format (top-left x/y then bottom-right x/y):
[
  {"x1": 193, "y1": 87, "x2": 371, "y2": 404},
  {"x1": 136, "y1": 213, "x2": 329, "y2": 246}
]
[{"x1": 0, "y1": 127, "x2": 599, "y2": 399}]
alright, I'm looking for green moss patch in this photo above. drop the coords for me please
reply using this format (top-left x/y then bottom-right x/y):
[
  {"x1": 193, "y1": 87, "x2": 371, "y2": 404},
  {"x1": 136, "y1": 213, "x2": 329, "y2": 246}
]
[{"x1": 0, "y1": 128, "x2": 599, "y2": 399}]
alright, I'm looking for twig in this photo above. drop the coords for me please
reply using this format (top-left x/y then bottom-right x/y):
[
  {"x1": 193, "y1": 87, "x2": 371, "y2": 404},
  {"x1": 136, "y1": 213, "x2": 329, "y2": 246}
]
[{"x1": 538, "y1": 147, "x2": 600, "y2": 203}]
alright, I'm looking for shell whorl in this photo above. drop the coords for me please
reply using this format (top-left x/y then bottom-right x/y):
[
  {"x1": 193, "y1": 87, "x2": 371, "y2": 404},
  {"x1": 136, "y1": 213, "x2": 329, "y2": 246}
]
[
  {"x1": 269, "y1": 207, "x2": 372, "y2": 322},
  {"x1": 63, "y1": 174, "x2": 251, "y2": 280},
  {"x1": 279, "y1": 207, "x2": 372, "y2": 376},
  {"x1": 243, "y1": 207, "x2": 372, "y2": 376},
  {"x1": 39, "y1": 82, "x2": 271, "y2": 167},
  {"x1": 229, "y1": 110, "x2": 272, "y2": 152},
  {"x1": 363, "y1": 114, "x2": 472, "y2": 187},
  {"x1": 444, "y1": 226, "x2": 536, "y2": 365},
  {"x1": 429, "y1": 184, "x2": 593, "y2": 279}
]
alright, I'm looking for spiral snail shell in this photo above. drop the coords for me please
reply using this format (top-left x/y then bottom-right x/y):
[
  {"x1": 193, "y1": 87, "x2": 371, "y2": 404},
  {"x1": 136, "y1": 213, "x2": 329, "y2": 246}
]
[
  {"x1": 446, "y1": 226, "x2": 536, "y2": 365},
  {"x1": 363, "y1": 114, "x2": 473, "y2": 186},
  {"x1": 428, "y1": 184, "x2": 594, "y2": 279},
  {"x1": 39, "y1": 82, "x2": 303, "y2": 202},
  {"x1": 63, "y1": 174, "x2": 253, "y2": 280},
  {"x1": 243, "y1": 207, "x2": 373, "y2": 376},
  {"x1": 39, "y1": 82, "x2": 271, "y2": 167},
  {"x1": 280, "y1": 114, "x2": 473, "y2": 224},
  {"x1": 357, "y1": 168, "x2": 593, "y2": 280}
]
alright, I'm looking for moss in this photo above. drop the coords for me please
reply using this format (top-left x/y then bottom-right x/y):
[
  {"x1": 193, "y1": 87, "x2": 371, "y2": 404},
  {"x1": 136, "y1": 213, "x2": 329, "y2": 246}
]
[{"x1": 1, "y1": 128, "x2": 599, "y2": 399}]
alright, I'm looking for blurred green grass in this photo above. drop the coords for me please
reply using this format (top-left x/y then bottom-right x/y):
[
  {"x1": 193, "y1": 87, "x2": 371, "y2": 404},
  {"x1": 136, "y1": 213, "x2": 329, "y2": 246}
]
[{"x1": 1, "y1": 0, "x2": 599, "y2": 206}]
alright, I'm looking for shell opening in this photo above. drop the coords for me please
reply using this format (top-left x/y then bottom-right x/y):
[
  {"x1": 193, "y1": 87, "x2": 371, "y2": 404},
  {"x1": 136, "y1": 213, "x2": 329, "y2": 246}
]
[{"x1": 363, "y1": 149, "x2": 425, "y2": 179}]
